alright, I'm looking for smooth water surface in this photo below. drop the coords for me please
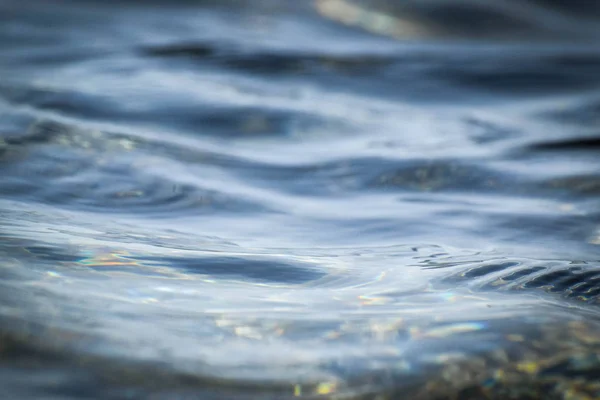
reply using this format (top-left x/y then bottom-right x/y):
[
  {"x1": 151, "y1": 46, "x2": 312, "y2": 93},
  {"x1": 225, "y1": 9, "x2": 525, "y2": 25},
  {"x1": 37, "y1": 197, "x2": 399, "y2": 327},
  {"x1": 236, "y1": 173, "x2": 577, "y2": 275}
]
[{"x1": 1, "y1": 1, "x2": 600, "y2": 398}]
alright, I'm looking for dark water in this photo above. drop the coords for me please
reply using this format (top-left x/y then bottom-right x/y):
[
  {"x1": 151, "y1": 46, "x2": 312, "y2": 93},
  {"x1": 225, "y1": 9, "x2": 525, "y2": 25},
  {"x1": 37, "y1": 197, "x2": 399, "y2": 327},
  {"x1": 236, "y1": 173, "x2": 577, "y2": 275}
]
[{"x1": 1, "y1": 1, "x2": 600, "y2": 399}]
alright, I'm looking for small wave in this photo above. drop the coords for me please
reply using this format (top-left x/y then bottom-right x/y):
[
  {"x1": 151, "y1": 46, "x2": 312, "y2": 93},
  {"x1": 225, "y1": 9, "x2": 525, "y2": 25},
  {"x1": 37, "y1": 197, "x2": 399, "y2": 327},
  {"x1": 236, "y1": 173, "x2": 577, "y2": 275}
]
[
  {"x1": 0, "y1": 120, "x2": 274, "y2": 216},
  {"x1": 442, "y1": 258, "x2": 600, "y2": 304}
]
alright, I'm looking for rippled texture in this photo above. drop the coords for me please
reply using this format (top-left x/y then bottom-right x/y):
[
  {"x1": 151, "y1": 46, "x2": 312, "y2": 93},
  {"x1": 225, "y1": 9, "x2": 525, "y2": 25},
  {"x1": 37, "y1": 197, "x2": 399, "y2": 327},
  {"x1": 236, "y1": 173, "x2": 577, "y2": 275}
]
[{"x1": 1, "y1": 1, "x2": 600, "y2": 399}]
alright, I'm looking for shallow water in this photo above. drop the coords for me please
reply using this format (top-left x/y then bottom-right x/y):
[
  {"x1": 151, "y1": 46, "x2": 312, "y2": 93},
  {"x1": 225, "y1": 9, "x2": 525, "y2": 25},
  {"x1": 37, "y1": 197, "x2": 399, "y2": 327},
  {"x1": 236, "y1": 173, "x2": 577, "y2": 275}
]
[{"x1": 1, "y1": 1, "x2": 600, "y2": 399}]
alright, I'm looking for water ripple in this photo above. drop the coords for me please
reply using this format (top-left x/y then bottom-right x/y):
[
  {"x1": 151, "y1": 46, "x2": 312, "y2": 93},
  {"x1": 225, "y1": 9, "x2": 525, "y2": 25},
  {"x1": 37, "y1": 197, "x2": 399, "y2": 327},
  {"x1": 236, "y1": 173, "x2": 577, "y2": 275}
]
[{"x1": 1, "y1": 1, "x2": 600, "y2": 399}]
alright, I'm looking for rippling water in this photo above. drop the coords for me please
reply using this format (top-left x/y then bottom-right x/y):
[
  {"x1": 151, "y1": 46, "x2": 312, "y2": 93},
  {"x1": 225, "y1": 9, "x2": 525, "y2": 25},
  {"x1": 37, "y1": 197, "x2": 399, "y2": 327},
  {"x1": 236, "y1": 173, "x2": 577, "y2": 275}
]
[{"x1": 1, "y1": 1, "x2": 600, "y2": 399}]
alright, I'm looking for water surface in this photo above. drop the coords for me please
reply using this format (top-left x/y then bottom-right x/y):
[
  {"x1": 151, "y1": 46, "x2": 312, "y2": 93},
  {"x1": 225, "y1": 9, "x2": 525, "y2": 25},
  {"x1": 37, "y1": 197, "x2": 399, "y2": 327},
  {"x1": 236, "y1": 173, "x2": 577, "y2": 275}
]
[{"x1": 1, "y1": 1, "x2": 600, "y2": 398}]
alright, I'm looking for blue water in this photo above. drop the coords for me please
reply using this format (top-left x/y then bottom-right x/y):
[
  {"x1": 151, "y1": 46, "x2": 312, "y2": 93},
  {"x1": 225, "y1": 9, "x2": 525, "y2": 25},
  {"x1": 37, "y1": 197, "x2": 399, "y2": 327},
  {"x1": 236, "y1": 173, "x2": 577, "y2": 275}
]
[{"x1": 1, "y1": 1, "x2": 600, "y2": 398}]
